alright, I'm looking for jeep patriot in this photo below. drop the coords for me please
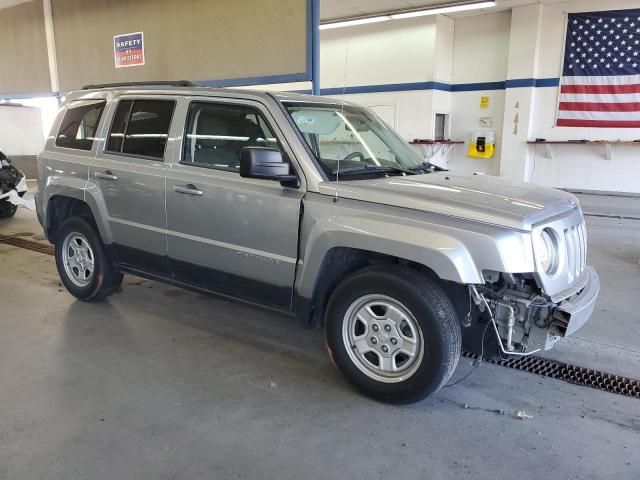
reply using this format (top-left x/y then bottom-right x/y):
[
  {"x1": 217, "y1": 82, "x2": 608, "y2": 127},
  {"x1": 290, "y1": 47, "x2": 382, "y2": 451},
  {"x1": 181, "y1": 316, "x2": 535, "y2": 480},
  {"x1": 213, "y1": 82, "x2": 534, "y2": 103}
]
[{"x1": 36, "y1": 82, "x2": 600, "y2": 403}]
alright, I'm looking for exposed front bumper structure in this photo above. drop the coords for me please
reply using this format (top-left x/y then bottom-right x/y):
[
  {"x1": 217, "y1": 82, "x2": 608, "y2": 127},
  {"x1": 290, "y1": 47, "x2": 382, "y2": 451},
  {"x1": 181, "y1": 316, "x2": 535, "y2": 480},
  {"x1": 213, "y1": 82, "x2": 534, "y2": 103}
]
[
  {"x1": 550, "y1": 266, "x2": 600, "y2": 337},
  {"x1": 471, "y1": 266, "x2": 600, "y2": 355}
]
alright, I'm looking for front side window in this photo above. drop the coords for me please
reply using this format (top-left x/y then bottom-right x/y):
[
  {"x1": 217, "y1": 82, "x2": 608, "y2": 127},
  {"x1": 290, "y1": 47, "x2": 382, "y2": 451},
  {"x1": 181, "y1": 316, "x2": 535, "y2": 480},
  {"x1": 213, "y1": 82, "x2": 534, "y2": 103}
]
[
  {"x1": 182, "y1": 102, "x2": 280, "y2": 171},
  {"x1": 106, "y1": 99, "x2": 175, "y2": 159},
  {"x1": 284, "y1": 103, "x2": 424, "y2": 179},
  {"x1": 56, "y1": 100, "x2": 106, "y2": 151}
]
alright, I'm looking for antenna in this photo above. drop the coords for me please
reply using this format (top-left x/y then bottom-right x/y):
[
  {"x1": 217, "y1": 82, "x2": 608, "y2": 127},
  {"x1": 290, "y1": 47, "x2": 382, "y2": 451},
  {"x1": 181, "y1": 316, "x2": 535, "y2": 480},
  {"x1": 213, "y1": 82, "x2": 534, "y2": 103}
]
[{"x1": 335, "y1": 25, "x2": 353, "y2": 198}]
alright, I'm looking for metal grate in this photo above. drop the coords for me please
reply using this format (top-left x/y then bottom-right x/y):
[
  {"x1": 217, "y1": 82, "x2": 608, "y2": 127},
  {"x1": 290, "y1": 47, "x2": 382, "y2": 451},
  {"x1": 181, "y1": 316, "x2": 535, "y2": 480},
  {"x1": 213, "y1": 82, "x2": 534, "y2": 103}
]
[
  {"x1": 463, "y1": 351, "x2": 640, "y2": 399},
  {"x1": 0, "y1": 234, "x2": 54, "y2": 255}
]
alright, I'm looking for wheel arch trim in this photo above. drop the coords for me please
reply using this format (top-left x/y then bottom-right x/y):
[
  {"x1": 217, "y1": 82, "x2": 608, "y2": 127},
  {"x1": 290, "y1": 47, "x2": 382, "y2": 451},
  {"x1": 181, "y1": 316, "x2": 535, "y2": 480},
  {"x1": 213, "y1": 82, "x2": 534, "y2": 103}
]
[{"x1": 42, "y1": 177, "x2": 113, "y2": 244}]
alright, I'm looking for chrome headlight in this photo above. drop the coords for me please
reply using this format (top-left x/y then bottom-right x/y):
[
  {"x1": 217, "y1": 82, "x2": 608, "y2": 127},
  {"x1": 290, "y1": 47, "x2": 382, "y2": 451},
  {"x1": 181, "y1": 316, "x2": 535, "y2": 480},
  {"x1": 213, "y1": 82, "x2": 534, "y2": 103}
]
[{"x1": 535, "y1": 228, "x2": 559, "y2": 275}]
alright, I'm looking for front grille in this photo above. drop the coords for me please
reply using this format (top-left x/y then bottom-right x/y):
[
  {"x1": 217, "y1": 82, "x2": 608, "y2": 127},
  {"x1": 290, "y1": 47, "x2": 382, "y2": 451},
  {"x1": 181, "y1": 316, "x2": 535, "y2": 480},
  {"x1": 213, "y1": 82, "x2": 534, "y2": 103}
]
[{"x1": 564, "y1": 220, "x2": 586, "y2": 284}]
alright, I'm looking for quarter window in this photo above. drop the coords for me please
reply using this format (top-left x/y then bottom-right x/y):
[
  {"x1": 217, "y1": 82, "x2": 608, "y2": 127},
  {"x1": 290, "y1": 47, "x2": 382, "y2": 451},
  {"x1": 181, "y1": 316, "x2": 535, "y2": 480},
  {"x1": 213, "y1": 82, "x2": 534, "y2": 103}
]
[
  {"x1": 56, "y1": 100, "x2": 106, "y2": 151},
  {"x1": 182, "y1": 102, "x2": 280, "y2": 171},
  {"x1": 106, "y1": 99, "x2": 175, "y2": 159}
]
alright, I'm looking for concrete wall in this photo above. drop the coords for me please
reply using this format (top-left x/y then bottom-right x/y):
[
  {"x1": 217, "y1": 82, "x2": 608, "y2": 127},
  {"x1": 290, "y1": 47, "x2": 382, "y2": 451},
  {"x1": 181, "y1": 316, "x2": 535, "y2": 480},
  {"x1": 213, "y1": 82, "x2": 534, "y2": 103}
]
[
  {"x1": 0, "y1": 0, "x2": 311, "y2": 94},
  {"x1": 319, "y1": 17, "x2": 438, "y2": 142},
  {"x1": 449, "y1": 11, "x2": 511, "y2": 175},
  {"x1": 5, "y1": 0, "x2": 640, "y2": 193},
  {"x1": 516, "y1": 0, "x2": 640, "y2": 193},
  {"x1": 309, "y1": 0, "x2": 640, "y2": 193},
  {"x1": 52, "y1": 0, "x2": 309, "y2": 91},
  {"x1": 0, "y1": 1, "x2": 51, "y2": 94}
]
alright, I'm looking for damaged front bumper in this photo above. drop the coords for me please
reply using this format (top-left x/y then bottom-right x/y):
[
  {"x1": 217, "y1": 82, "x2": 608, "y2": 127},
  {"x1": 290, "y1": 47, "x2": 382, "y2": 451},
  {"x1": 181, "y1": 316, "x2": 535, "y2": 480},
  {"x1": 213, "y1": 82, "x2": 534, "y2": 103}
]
[
  {"x1": 528, "y1": 266, "x2": 600, "y2": 351},
  {"x1": 550, "y1": 267, "x2": 600, "y2": 337},
  {"x1": 471, "y1": 266, "x2": 600, "y2": 355}
]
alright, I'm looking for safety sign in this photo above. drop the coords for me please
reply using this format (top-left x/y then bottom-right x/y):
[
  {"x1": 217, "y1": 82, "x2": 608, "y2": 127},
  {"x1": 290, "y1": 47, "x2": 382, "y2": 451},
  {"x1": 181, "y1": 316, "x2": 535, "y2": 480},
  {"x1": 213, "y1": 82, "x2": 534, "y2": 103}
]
[{"x1": 114, "y1": 32, "x2": 145, "y2": 68}]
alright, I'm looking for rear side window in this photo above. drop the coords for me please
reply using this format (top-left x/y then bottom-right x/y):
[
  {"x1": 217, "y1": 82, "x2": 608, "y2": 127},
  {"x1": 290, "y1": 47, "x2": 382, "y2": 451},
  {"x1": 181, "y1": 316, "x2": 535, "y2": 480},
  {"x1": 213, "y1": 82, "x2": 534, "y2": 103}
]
[
  {"x1": 56, "y1": 100, "x2": 106, "y2": 150},
  {"x1": 182, "y1": 102, "x2": 280, "y2": 171},
  {"x1": 106, "y1": 99, "x2": 175, "y2": 159}
]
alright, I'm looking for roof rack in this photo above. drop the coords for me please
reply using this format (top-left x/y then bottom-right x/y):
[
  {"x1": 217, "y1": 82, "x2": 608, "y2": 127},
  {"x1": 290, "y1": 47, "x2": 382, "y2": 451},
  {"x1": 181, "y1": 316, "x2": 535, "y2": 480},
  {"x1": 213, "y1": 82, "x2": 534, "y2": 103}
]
[{"x1": 81, "y1": 80, "x2": 197, "y2": 90}]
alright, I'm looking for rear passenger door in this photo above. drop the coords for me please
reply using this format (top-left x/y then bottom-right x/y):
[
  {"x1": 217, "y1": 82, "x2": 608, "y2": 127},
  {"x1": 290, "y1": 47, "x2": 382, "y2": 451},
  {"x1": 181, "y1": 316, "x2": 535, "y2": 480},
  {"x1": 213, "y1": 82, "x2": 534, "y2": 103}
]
[
  {"x1": 91, "y1": 97, "x2": 177, "y2": 277},
  {"x1": 165, "y1": 98, "x2": 304, "y2": 309}
]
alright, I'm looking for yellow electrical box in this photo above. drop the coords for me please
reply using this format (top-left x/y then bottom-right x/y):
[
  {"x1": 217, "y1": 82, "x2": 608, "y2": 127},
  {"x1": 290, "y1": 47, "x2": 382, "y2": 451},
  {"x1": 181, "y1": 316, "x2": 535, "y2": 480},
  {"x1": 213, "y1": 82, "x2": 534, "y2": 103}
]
[{"x1": 467, "y1": 131, "x2": 495, "y2": 158}]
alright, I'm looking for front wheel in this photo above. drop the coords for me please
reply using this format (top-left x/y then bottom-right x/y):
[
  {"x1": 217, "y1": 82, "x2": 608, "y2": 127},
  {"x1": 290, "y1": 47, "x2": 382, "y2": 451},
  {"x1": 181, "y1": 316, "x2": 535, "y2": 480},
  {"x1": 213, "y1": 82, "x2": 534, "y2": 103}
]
[{"x1": 325, "y1": 265, "x2": 461, "y2": 404}]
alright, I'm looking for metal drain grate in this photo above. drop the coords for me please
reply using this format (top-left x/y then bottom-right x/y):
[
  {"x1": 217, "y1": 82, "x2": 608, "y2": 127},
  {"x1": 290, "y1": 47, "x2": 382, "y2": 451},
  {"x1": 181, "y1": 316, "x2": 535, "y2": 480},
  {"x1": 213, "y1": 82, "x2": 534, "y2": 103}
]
[
  {"x1": 463, "y1": 351, "x2": 640, "y2": 399},
  {"x1": 2, "y1": 234, "x2": 639, "y2": 399},
  {"x1": 0, "y1": 234, "x2": 54, "y2": 255}
]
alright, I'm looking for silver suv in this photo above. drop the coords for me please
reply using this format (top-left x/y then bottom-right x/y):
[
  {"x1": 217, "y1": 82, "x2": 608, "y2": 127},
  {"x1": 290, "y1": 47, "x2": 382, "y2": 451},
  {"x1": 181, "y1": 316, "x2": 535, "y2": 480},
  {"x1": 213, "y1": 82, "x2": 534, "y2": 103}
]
[{"x1": 36, "y1": 82, "x2": 600, "y2": 404}]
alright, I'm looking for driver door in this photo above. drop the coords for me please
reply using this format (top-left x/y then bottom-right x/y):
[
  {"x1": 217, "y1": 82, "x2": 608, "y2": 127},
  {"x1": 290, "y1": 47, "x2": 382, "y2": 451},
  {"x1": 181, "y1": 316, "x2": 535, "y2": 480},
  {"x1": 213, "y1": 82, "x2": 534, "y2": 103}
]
[{"x1": 165, "y1": 98, "x2": 304, "y2": 309}]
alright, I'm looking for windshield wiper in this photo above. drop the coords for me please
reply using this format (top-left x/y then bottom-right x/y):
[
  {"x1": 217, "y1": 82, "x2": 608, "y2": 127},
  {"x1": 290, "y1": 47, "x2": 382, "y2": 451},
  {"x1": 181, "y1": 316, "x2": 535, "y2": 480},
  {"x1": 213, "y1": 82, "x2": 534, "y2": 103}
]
[
  {"x1": 408, "y1": 161, "x2": 448, "y2": 173},
  {"x1": 331, "y1": 164, "x2": 414, "y2": 176}
]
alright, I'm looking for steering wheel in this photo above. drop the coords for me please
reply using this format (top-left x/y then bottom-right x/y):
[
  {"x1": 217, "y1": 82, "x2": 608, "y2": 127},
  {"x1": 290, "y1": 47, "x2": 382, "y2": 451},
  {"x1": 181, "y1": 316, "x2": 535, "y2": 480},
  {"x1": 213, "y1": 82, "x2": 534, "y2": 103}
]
[{"x1": 343, "y1": 151, "x2": 365, "y2": 162}]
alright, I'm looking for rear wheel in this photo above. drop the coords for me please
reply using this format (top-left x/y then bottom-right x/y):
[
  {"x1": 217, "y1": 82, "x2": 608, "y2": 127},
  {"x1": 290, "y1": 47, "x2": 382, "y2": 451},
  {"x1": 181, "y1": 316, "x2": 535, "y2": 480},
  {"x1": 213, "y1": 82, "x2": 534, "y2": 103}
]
[
  {"x1": 0, "y1": 199, "x2": 17, "y2": 218},
  {"x1": 325, "y1": 265, "x2": 461, "y2": 404},
  {"x1": 55, "y1": 216, "x2": 123, "y2": 301}
]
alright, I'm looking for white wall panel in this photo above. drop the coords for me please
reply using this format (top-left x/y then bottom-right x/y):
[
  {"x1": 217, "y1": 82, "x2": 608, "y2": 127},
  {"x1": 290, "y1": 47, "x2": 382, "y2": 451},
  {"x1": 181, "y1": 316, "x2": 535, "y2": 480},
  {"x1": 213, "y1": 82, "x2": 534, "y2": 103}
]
[
  {"x1": 452, "y1": 11, "x2": 511, "y2": 84},
  {"x1": 0, "y1": 106, "x2": 44, "y2": 155},
  {"x1": 320, "y1": 17, "x2": 436, "y2": 87}
]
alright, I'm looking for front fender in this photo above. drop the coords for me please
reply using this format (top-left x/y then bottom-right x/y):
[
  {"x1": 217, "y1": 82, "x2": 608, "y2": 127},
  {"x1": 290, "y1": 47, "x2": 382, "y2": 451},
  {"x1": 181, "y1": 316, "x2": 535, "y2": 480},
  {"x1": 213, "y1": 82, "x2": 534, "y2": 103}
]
[{"x1": 295, "y1": 195, "x2": 536, "y2": 299}]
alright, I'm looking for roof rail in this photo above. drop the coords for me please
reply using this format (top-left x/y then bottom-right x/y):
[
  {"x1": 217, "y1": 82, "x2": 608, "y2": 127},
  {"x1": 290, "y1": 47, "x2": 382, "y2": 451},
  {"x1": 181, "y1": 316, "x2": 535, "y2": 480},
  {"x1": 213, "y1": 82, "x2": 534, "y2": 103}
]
[{"x1": 81, "y1": 80, "x2": 197, "y2": 90}]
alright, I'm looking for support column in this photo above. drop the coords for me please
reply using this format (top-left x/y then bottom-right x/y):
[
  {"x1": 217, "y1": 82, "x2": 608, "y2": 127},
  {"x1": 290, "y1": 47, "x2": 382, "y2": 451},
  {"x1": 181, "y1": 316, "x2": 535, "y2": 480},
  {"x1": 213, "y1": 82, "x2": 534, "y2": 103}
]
[
  {"x1": 499, "y1": 4, "x2": 544, "y2": 182},
  {"x1": 42, "y1": 0, "x2": 59, "y2": 94},
  {"x1": 311, "y1": 0, "x2": 320, "y2": 95}
]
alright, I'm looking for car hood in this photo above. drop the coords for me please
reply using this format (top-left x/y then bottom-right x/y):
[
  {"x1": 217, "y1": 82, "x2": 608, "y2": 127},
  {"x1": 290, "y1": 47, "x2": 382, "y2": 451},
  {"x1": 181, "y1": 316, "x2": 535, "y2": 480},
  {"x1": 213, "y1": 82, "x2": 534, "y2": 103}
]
[{"x1": 317, "y1": 172, "x2": 579, "y2": 231}]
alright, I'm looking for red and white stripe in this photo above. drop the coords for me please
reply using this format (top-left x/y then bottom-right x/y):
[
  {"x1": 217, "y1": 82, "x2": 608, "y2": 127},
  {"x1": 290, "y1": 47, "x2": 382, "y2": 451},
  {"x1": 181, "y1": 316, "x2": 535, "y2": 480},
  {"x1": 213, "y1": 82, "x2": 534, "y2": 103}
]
[{"x1": 557, "y1": 75, "x2": 640, "y2": 128}]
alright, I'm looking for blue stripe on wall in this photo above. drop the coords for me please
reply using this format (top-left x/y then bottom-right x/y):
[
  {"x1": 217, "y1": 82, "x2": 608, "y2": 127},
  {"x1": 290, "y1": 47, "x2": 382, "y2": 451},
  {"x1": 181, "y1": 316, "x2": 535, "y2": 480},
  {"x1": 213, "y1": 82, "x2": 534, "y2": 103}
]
[
  {"x1": 1, "y1": 77, "x2": 562, "y2": 100},
  {"x1": 534, "y1": 78, "x2": 561, "y2": 87},
  {"x1": 312, "y1": 81, "x2": 452, "y2": 95},
  {"x1": 292, "y1": 78, "x2": 560, "y2": 96},
  {"x1": 451, "y1": 81, "x2": 505, "y2": 91}
]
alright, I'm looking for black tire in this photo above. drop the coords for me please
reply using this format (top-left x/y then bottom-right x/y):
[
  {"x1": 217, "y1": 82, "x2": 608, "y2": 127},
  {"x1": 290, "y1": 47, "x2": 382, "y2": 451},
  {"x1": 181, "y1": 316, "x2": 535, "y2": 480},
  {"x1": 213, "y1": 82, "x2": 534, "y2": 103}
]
[
  {"x1": 325, "y1": 265, "x2": 461, "y2": 404},
  {"x1": 0, "y1": 199, "x2": 17, "y2": 218},
  {"x1": 55, "y1": 216, "x2": 123, "y2": 302}
]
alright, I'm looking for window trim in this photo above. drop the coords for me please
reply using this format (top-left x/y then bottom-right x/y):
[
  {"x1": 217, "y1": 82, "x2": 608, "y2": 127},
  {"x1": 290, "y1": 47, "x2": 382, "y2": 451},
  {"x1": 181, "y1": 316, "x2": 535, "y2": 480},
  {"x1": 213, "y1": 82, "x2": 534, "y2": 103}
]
[
  {"x1": 55, "y1": 99, "x2": 107, "y2": 152},
  {"x1": 104, "y1": 98, "x2": 177, "y2": 162},
  {"x1": 179, "y1": 100, "x2": 286, "y2": 174}
]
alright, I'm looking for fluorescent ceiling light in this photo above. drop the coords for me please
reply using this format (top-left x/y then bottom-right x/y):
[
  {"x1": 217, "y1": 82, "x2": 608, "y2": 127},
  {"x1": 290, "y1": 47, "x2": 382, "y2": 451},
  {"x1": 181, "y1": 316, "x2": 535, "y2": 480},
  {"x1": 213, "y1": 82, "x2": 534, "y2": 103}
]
[
  {"x1": 319, "y1": 15, "x2": 391, "y2": 30},
  {"x1": 390, "y1": 1, "x2": 496, "y2": 19}
]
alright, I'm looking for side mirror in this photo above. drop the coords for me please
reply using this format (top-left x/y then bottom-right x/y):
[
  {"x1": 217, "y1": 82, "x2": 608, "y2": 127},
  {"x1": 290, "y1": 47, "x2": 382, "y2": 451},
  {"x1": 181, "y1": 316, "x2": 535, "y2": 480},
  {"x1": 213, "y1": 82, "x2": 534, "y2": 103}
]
[{"x1": 239, "y1": 147, "x2": 298, "y2": 187}]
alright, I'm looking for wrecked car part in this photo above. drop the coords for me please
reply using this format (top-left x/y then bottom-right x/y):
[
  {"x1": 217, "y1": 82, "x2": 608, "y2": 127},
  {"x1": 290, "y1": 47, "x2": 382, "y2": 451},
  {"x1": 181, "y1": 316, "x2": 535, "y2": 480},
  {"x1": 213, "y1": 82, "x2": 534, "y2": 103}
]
[
  {"x1": 470, "y1": 286, "x2": 541, "y2": 357},
  {"x1": 0, "y1": 154, "x2": 30, "y2": 215},
  {"x1": 469, "y1": 261, "x2": 599, "y2": 357}
]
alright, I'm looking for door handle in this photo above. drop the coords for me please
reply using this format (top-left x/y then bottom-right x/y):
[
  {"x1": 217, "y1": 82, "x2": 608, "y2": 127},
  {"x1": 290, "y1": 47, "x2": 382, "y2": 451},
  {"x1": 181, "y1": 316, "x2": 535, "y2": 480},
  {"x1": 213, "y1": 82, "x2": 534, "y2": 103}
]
[
  {"x1": 95, "y1": 171, "x2": 118, "y2": 181},
  {"x1": 173, "y1": 184, "x2": 203, "y2": 196}
]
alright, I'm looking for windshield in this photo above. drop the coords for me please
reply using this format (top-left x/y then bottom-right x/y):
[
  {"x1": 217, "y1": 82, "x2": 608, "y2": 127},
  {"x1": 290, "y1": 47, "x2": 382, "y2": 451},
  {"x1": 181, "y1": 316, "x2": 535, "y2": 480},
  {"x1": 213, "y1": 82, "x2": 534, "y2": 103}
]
[{"x1": 284, "y1": 102, "x2": 425, "y2": 180}]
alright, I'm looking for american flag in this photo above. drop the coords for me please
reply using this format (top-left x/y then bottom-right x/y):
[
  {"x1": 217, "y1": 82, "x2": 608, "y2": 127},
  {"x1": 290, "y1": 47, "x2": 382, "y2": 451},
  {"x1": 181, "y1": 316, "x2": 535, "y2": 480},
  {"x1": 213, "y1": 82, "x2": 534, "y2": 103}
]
[{"x1": 557, "y1": 8, "x2": 640, "y2": 128}]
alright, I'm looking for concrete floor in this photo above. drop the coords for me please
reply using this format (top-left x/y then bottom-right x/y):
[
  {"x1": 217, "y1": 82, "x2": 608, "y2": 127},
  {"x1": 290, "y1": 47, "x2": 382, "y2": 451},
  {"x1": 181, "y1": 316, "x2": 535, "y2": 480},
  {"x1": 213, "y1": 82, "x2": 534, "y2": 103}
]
[{"x1": 0, "y1": 191, "x2": 639, "y2": 479}]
